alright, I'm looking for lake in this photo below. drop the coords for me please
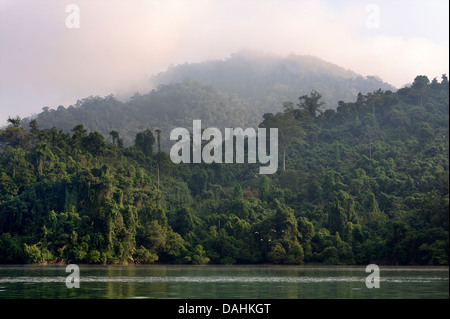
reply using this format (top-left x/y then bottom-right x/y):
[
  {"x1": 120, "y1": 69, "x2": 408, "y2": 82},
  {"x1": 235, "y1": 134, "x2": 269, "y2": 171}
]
[{"x1": 0, "y1": 264, "x2": 448, "y2": 299}]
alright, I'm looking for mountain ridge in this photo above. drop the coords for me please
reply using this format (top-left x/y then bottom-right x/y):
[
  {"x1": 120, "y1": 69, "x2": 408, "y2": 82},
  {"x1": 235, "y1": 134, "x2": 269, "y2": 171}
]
[
  {"x1": 149, "y1": 51, "x2": 396, "y2": 110},
  {"x1": 19, "y1": 51, "x2": 397, "y2": 148}
]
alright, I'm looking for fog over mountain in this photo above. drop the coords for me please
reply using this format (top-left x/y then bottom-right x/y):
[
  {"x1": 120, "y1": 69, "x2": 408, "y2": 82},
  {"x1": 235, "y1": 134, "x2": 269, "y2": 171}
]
[
  {"x1": 20, "y1": 52, "x2": 396, "y2": 148},
  {"x1": 149, "y1": 51, "x2": 396, "y2": 113},
  {"x1": 1, "y1": 1, "x2": 448, "y2": 126}
]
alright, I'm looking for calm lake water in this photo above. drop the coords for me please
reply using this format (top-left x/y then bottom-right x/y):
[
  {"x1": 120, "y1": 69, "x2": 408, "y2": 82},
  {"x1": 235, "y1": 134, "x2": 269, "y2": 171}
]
[{"x1": 0, "y1": 264, "x2": 447, "y2": 299}]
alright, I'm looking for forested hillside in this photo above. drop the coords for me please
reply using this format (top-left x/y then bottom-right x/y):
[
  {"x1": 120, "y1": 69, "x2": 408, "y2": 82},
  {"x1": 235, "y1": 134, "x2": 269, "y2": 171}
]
[
  {"x1": 22, "y1": 80, "x2": 249, "y2": 150},
  {"x1": 0, "y1": 75, "x2": 448, "y2": 265},
  {"x1": 151, "y1": 51, "x2": 396, "y2": 113},
  {"x1": 21, "y1": 52, "x2": 395, "y2": 150}
]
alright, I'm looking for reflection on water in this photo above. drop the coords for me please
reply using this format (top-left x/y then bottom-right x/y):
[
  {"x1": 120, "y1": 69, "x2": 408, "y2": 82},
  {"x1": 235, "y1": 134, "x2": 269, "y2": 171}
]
[{"x1": 0, "y1": 265, "x2": 448, "y2": 299}]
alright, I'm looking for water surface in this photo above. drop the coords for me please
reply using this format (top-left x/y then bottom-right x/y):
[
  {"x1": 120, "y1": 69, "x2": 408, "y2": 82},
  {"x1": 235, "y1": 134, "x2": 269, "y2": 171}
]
[{"x1": 0, "y1": 264, "x2": 447, "y2": 299}]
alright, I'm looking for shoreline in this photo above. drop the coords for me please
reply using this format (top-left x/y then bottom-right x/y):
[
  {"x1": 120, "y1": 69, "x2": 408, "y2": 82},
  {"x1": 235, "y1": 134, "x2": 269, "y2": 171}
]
[{"x1": 1, "y1": 263, "x2": 448, "y2": 269}]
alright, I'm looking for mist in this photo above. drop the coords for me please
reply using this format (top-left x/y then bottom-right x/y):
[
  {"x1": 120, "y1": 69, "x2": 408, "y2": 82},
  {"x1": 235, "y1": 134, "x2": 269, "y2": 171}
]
[{"x1": 0, "y1": 0, "x2": 448, "y2": 125}]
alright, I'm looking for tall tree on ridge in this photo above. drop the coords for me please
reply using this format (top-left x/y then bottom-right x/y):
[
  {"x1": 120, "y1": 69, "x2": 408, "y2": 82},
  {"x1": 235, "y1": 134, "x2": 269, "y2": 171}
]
[{"x1": 261, "y1": 110, "x2": 306, "y2": 171}]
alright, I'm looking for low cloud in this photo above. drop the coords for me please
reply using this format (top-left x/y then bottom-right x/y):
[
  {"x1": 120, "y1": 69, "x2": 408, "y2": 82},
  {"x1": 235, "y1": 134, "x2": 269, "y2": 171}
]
[{"x1": 0, "y1": 0, "x2": 448, "y2": 124}]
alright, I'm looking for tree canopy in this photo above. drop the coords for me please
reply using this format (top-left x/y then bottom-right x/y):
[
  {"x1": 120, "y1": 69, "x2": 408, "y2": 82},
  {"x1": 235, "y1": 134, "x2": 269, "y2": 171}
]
[{"x1": 0, "y1": 74, "x2": 448, "y2": 266}]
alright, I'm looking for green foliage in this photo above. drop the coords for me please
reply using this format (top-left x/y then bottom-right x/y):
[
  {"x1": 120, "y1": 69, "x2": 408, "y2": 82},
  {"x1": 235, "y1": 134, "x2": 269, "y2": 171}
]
[
  {"x1": 191, "y1": 245, "x2": 210, "y2": 264},
  {"x1": 0, "y1": 74, "x2": 448, "y2": 265},
  {"x1": 135, "y1": 129, "x2": 155, "y2": 156}
]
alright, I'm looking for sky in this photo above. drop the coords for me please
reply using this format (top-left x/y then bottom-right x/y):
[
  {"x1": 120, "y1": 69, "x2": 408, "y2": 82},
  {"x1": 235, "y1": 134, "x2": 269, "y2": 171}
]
[{"x1": 0, "y1": 0, "x2": 448, "y2": 126}]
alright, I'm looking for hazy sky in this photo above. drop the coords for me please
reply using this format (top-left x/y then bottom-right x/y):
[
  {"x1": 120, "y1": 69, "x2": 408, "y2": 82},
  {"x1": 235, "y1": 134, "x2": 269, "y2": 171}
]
[{"x1": 0, "y1": 0, "x2": 448, "y2": 126}]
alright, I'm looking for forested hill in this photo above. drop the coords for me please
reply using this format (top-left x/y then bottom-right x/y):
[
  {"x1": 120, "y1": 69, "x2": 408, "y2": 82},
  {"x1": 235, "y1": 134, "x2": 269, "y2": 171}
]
[
  {"x1": 150, "y1": 51, "x2": 396, "y2": 112},
  {"x1": 20, "y1": 52, "x2": 395, "y2": 149},
  {"x1": 22, "y1": 80, "x2": 250, "y2": 150},
  {"x1": 0, "y1": 74, "x2": 448, "y2": 265}
]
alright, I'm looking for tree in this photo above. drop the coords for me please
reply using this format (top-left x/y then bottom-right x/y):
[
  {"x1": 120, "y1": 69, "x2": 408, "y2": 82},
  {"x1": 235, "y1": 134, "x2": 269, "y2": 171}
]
[
  {"x1": 71, "y1": 124, "x2": 87, "y2": 148},
  {"x1": 328, "y1": 190, "x2": 355, "y2": 235},
  {"x1": 410, "y1": 75, "x2": 430, "y2": 106},
  {"x1": 172, "y1": 205, "x2": 199, "y2": 236},
  {"x1": 7, "y1": 116, "x2": 21, "y2": 128},
  {"x1": 360, "y1": 113, "x2": 378, "y2": 159},
  {"x1": 365, "y1": 89, "x2": 383, "y2": 117},
  {"x1": 109, "y1": 130, "x2": 119, "y2": 146},
  {"x1": 297, "y1": 90, "x2": 325, "y2": 118},
  {"x1": 191, "y1": 245, "x2": 210, "y2": 264},
  {"x1": 29, "y1": 120, "x2": 39, "y2": 135},
  {"x1": 441, "y1": 74, "x2": 449, "y2": 87},
  {"x1": 297, "y1": 217, "x2": 315, "y2": 243},
  {"x1": 258, "y1": 175, "x2": 270, "y2": 201},
  {"x1": 135, "y1": 129, "x2": 155, "y2": 156},
  {"x1": 82, "y1": 131, "x2": 106, "y2": 155},
  {"x1": 268, "y1": 242, "x2": 286, "y2": 264},
  {"x1": 260, "y1": 111, "x2": 306, "y2": 171},
  {"x1": 155, "y1": 129, "x2": 161, "y2": 153}
]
